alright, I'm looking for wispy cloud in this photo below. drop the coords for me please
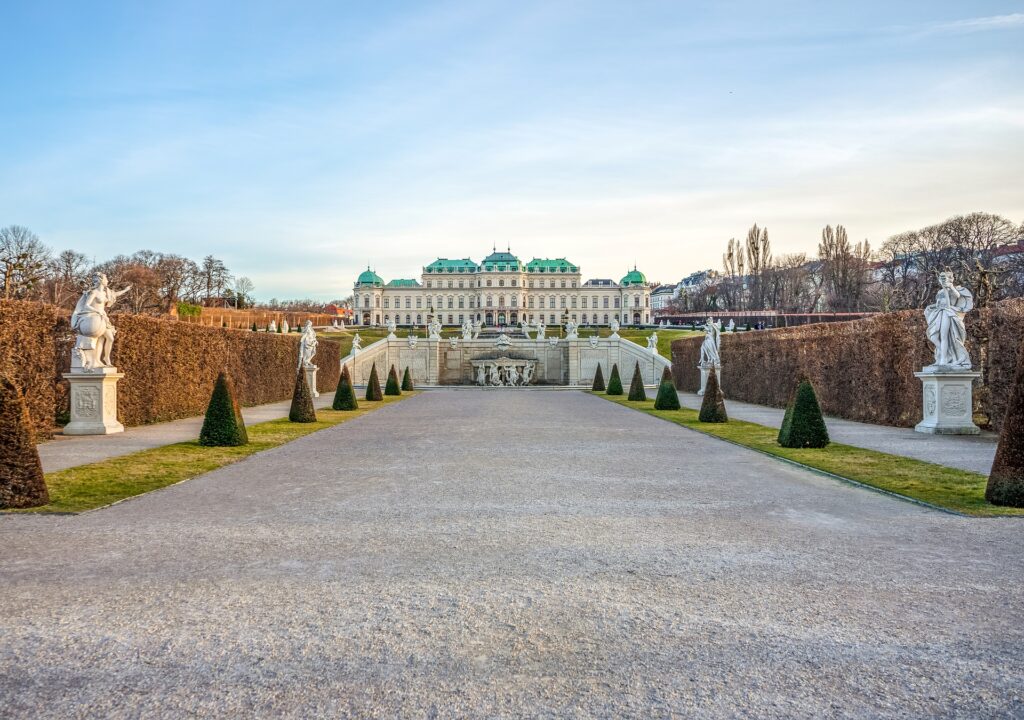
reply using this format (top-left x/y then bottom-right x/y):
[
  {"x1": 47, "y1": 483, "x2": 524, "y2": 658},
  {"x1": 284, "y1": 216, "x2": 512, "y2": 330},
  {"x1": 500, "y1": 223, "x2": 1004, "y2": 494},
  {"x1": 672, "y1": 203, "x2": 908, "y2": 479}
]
[{"x1": 919, "y1": 13, "x2": 1024, "y2": 36}]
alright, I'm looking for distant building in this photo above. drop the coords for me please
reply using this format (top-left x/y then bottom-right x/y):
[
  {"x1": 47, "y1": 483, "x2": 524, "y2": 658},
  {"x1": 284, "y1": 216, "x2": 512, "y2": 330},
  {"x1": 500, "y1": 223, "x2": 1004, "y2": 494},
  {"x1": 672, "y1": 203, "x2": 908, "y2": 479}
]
[{"x1": 352, "y1": 249, "x2": 652, "y2": 327}]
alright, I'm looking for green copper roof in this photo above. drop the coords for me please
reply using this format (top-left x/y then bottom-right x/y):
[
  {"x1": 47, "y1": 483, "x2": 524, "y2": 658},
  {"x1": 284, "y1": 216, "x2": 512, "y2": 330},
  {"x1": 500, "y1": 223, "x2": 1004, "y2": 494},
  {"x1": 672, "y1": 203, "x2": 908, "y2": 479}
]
[
  {"x1": 386, "y1": 278, "x2": 420, "y2": 287},
  {"x1": 526, "y1": 258, "x2": 578, "y2": 273},
  {"x1": 481, "y1": 251, "x2": 520, "y2": 271},
  {"x1": 620, "y1": 268, "x2": 648, "y2": 286},
  {"x1": 356, "y1": 267, "x2": 383, "y2": 286},
  {"x1": 424, "y1": 258, "x2": 478, "y2": 273}
]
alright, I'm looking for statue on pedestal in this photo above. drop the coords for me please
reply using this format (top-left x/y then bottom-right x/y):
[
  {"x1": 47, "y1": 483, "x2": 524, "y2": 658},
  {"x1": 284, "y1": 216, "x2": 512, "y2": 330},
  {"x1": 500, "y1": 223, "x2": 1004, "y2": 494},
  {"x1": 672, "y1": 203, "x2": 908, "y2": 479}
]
[
  {"x1": 281, "y1": 319, "x2": 290, "y2": 334},
  {"x1": 536, "y1": 321, "x2": 546, "y2": 340},
  {"x1": 699, "y1": 318, "x2": 722, "y2": 367},
  {"x1": 610, "y1": 319, "x2": 620, "y2": 338},
  {"x1": 647, "y1": 332, "x2": 659, "y2": 355},
  {"x1": 565, "y1": 320, "x2": 579, "y2": 340},
  {"x1": 299, "y1": 321, "x2": 318, "y2": 368},
  {"x1": 428, "y1": 317, "x2": 442, "y2": 340},
  {"x1": 386, "y1": 318, "x2": 397, "y2": 339},
  {"x1": 70, "y1": 272, "x2": 132, "y2": 371},
  {"x1": 462, "y1": 318, "x2": 473, "y2": 340},
  {"x1": 351, "y1": 333, "x2": 362, "y2": 353},
  {"x1": 924, "y1": 271, "x2": 973, "y2": 370}
]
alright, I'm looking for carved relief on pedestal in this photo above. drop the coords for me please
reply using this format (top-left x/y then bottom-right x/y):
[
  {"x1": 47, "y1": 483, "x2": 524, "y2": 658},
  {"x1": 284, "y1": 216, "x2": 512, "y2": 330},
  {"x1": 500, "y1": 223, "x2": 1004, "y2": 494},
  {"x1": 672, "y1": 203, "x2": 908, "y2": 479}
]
[
  {"x1": 75, "y1": 386, "x2": 100, "y2": 418},
  {"x1": 924, "y1": 386, "x2": 937, "y2": 416},
  {"x1": 941, "y1": 385, "x2": 969, "y2": 417}
]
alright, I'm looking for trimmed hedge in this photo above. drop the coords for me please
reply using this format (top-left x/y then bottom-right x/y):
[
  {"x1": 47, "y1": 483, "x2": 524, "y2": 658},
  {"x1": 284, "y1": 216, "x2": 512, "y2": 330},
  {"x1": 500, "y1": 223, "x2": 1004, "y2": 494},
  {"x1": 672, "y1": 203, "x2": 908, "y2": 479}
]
[
  {"x1": 778, "y1": 379, "x2": 829, "y2": 448},
  {"x1": 0, "y1": 301, "x2": 341, "y2": 436},
  {"x1": 385, "y1": 365, "x2": 401, "y2": 396},
  {"x1": 670, "y1": 299, "x2": 1024, "y2": 432},
  {"x1": 289, "y1": 367, "x2": 317, "y2": 423},
  {"x1": 654, "y1": 367, "x2": 680, "y2": 410},
  {"x1": 401, "y1": 366, "x2": 414, "y2": 391},
  {"x1": 333, "y1": 365, "x2": 358, "y2": 411},
  {"x1": 698, "y1": 368, "x2": 728, "y2": 423},
  {"x1": 0, "y1": 375, "x2": 48, "y2": 508},
  {"x1": 628, "y1": 361, "x2": 647, "y2": 401},
  {"x1": 986, "y1": 343, "x2": 1024, "y2": 507},
  {"x1": 199, "y1": 371, "x2": 248, "y2": 446},
  {"x1": 592, "y1": 364, "x2": 605, "y2": 392},
  {"x1": 607, "y1": 364, "x2": 623, "y2": 395},
  {"x1": 365, "y1": 363, "x2": 383, "y2": 401}
]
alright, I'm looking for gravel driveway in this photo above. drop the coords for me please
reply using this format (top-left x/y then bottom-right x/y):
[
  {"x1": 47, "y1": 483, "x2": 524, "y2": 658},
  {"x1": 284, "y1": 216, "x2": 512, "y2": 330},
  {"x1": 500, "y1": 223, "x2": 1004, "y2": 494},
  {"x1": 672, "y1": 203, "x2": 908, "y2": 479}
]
[{"x1": 1, "y1": 390, "x2": 1021, "y2": 718}]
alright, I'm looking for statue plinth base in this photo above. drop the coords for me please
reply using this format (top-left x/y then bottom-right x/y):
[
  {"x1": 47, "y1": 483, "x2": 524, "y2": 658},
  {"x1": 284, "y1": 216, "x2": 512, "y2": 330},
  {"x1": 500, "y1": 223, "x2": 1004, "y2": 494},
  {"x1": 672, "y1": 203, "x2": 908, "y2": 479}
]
[
  {"x1": 914, "y1": 368, "x2": 981, "y2": 435},
  {"x1": 697, "y1": 363, "x2": 721, "y2": 396},
  {"x1": 304, "y1": 365, "x2": 319, "y2": 398},
  {"x1": 62, "y1": 369, "x2": 124, "y2": 435}
]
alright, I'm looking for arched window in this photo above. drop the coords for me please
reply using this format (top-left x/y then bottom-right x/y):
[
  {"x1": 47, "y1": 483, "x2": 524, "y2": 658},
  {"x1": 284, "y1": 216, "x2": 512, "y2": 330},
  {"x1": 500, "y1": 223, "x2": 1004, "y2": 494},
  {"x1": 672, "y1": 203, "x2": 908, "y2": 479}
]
[
  {"x1": 499, "y1": 295, "x2": 505, "y2": 307},
  {"x1": 511, "y1": 296, "x2": 518, "y2": 307},
  {"x1": 499, "y1": 279, "x2": 504, "y2": 287},
  {"x1": 486, "y1": 295, "x2": 493, "y2": 307},
  {"x1": 405, "y1": 314, "x2": 411, "y2": 324},
  {"x1": 416, "y1": 314, "x2": 422, "y2": 324}
]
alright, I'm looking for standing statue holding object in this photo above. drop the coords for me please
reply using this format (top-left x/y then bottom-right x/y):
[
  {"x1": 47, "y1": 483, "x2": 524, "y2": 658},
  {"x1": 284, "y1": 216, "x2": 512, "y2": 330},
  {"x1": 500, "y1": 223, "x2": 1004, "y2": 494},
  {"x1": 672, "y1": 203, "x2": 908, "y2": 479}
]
[
  {"x1": 924, "y1": 271, "x2": 973, "y2": 369},
  {"x1": 70, "y1": 272, "x2": 132, "y2": 371},
  {"x1": 699, "y1": 318, "x2": 722, "y2": 367},
  {"x1": 299, "y1": 321, "x2": 318, "y2": 368}
]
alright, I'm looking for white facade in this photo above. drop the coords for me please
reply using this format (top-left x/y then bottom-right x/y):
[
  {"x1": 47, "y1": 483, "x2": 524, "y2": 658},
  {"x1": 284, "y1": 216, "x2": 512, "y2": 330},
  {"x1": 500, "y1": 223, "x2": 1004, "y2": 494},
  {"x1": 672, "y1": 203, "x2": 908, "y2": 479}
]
[{"x1": 353, "y1": 250, "x2": 652, "y2": 327}]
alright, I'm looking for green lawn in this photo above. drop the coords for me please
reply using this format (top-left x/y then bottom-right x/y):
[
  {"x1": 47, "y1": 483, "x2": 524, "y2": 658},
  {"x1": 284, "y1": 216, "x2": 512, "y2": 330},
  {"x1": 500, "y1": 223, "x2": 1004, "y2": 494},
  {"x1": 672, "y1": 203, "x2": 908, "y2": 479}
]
[
  {"x1": 15, "y1": 395, "x2": 411, "y2": 515},
  {"x1": 598, "y1": 394, "x2": 1022, "y2": 518}
]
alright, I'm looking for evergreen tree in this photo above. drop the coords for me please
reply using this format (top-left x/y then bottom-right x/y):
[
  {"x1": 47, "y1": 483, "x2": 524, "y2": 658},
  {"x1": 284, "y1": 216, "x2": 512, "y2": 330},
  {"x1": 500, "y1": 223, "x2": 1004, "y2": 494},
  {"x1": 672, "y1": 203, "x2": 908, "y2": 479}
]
[
  {"x1": 591, "y1": 364, "x2": 605, "y2": 392},
  {"x1": 698, "y1": 367, "x2": 728, "y2": 423},
  {"x1": 777, "y1": 379, "x2": 829, "y2": 448},
  {"x1": 289, "y1": 367, "x2": 317, "y2": 423},
  {"x1": 607, "y1": 364, "x2": 623, "y2": 395},
  {"x1": 199, "y1": 371, "x2": 249, "y2": 446},
  {"x1": 986, "y1": 349, "x2": 1024, "y2": 507},
  {"x1": 385, "y1": 365, "x2": 402, "y2": 396},
  {"x1": 0, "y1": 376, "x2": 48, "y2": 509},
  {"x1": 401, "y1": 366, "x2": 414, "y2": 391},
  {"x1": 332, "y1": 365, "x2": 358, "y2": 411},
  {"x1": 654, "y1": 366, "x2": 681, "y2": 410},
  {"x1": 251, "y1": 322, "x2": 257, "y2": 331},
  {"x1": 628, "y1": 361, "x2": 647, "y2": 401},
  {"x1": 365, "y1": 363, "x2": 383, "y2": 401}
]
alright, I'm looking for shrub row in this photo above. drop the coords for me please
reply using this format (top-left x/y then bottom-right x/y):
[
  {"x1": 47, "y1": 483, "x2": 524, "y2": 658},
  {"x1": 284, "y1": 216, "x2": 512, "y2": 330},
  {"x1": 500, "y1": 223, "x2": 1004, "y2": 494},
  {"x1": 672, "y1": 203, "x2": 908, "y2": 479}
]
[{"x1": 670, "y1": 299, "x2": 1024, "y2": 432}]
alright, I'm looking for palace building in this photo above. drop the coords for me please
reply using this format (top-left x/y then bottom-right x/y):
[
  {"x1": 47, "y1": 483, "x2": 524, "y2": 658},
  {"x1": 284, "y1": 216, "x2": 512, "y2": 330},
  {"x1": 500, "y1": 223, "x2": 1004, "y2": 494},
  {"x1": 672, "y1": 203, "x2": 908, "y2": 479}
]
[{"x1": 352, "y1": 249, "x2": 652, "y2": 327}]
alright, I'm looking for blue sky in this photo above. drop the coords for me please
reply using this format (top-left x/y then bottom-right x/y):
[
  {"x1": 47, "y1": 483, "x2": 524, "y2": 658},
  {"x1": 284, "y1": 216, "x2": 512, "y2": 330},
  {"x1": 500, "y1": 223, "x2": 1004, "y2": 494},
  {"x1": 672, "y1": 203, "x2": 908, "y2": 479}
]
[{"x1": 2, "y1": 1, "x2": 1022, "y2": 299}]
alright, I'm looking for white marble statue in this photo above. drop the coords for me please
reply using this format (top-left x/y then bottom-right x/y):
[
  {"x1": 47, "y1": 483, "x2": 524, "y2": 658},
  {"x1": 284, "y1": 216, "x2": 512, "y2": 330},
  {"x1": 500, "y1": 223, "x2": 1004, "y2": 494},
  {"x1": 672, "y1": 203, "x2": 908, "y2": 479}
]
[
  {"x1": 462, "y1": 318, "x2": 473, "y2": 340},
  {"x1": 281, "y1": 319, "x2": 290, "y2": 334},
  {"x1": 449, "y1": 337, "x2": 458, "y2": 349},
  {"x1": 507, "y1": 365, "x2": 520, "y2": 386},
  {"x1": 386, "y1": 318, "x2": 397, "y2": 339},
  {"x1": 610, "y1": 318, "x2": 620, "y2": 338},
  {"x1": 351, "y1": 333, "x2": 362, "y2": 353},
  {"x1": 565, "y1": 320, "x2": 579, "y2": 340},
  {"x1": 699, "y1": 318, "x2": 722, "y2": 366},
  {"x1": 268, "y1": 320, "x2": 277, "y2": 333},
  {"x1": 428, "y1": 317, "x2": 442, "y2": 340},
  {"x1": 408, "y1": 333, "x2": 418, "y2": 348},
  {"x1": 536, "y1": 321, "x2": 546, "y2": 340},
  {"x1": 924, "y1": 271, "x2": 973, "y2": 369},
  {"x1": 298, "y1": 320, "x2": 318, "y2": 368},
  {"x1": 647, "y1": 332, "x2": 659, "y2": 355},
  {"x1": 520, "y1": 320, "x2": 532, "y2": 340},
  {"x1": 473, "y1": 319, "x2": 482, "y2": 339},
  {"x1": 476, "y1": 365, "x2": 487, "y2": 385},
  {"x1": 522, "y1": 363, "x2": 534, "y2": 386},
  {"x1": 70, "y1": 272, "x2": 132, "y2": 370},
  {"x1": 726, "y1": 319, "x2": 736, "y2": 333},
  {"x1": 589, "y1": 335, "x2": 599, "y2": 349}
]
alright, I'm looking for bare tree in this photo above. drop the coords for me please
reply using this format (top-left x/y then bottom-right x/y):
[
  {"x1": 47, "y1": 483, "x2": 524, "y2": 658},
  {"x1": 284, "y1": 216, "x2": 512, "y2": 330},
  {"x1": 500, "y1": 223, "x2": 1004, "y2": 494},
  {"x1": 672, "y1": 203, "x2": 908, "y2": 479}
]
[
  {"x1": 0, "y1": 226, "x2": 52, "y2": 300},
  {"x1": 744, "y1": 224, "x2": 772, "y2": 310},
  {"x1": 45, "y1": 249, "x2": 91, "y2": 307},
  {"x1": 722, "y1": 237, "x2": 745, "y2": 310}
]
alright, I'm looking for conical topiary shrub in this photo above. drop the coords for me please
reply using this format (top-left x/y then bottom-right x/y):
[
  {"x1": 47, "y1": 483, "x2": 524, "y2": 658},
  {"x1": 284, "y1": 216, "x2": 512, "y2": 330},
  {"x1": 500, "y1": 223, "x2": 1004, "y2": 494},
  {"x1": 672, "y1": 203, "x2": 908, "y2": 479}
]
[
  {"x1": 986, "y1": 349, "x2": 1024, "y2": 507},
  {"x1": 777, "y1": 378, "x2": 829, "y2": 448},
  {"x1": 592, "y1": 364, "x2": 605, "y2": 392},
  {"x1": 607, "y1": 364, "x2": 623, "y2": 396},
  {"x1": 698, "y1": 367, "x2": 728, "y2": 423},
  {"x1": 385, "y1": 365, "x2": 401, "y2": 396},
  {"x1": 199, "y1": 371, "x2": 249, "y2": 446},
  {"x1": 654, "y1": 366, "x2": 680, "y2": 411},
  {"x1": 365, "y1": 363, "x2": 383, "y2": 401},
  {"x1": 289, "y1": 366, "x2": 317, "y2": 423},
  {"x1": 0, "y1": 376, "x2": 48, "y2": 509},
  {"x1": 628, "y1": 361, "x2": 647, "y2": 401},
  {"x1": 332, "y1": 365, "x2": 358, "y2": 411},
  {"x1": 401, "y1": 367, "x2": 414, "y2": 391}
]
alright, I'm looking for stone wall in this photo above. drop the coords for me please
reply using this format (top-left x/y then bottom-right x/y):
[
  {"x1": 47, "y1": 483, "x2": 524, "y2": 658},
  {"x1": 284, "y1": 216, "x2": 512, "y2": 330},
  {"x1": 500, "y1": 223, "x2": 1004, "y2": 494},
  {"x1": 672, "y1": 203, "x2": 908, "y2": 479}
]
[
  {"x1": 670, "y1": 299, "x2": 1024, "y2": 431},
  {"x1": 0, "y1": 300, "x2": 341, "y2": 436}
]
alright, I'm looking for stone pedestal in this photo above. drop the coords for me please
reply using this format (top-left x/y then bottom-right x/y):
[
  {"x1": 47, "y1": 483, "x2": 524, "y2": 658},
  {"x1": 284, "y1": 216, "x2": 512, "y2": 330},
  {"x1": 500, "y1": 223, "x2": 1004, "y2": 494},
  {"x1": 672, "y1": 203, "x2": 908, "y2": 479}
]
[
  {"x1": 304, "y1": 365, "x2": 319, "y2": 398},
  {"x1": 697, "y1": 363, "x2": 721, "y2": 396},
  {"x1": 62, "y1": 368, "x2": 124, "y2": 435},
  {"x1": 914, "y1": 369, "x2": 981, "y2": 435}
]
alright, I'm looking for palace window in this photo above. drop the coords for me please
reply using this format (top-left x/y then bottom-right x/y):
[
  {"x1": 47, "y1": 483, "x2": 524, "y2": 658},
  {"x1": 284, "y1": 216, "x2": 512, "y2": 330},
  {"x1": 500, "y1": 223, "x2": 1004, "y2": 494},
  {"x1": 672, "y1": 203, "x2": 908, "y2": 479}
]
[
  {"x1": 375, "y1": 297, "x2": 380, "y2": 308},
  {"x1": 363, "y1": 295, "x2": 370, "y2": 308},
  {"x1": 486, "y1": 296, "x2": 493, "y2": 307},
  {"x1": 549, "y1": 295, "x2": 555, "y2": 309},
  {"x1": 416, "y1": 298, "x2": 422, "y2": 308},
  {"x1": 512, "y1": 279, "x2": 518, "y2": 287},
  {"x1": 416, "y1": 314, "x2": 422, "y2": 324},
  {"x1": 561, "y1": 279, "x2": 566, "y2": 288},
  {"x1": 529, "y1": 280, "x2": 534, "y2": 288},
  {"x1": 634, "y1": 296, "x2": 640, "y2": 308},
  {"x1": 448, "y1": 280, "x2": 453, "y2": 288},
  {"x1": 405, "y1": 298, "x2": 411, "y2": 308},
  {"x1": 614, "y1": 297, "x2": 620, "y2": 308},
  {"x1": 458, "y1": 297, "x2": 465, "y2": 308},
  {"x1": 582, "y1": 314, "x2": 588, "y2": 323},
  {"x1": 602, "y1": 297, "x2": 609, "y2": 308},
  {"x1": 549, "y1": 314, "x2": 555, "y2": 324},
  {"x1": 549, "y1": 280, "x2": 555, "y2": 288},
  {"x1": 499, "y1": 295, "x2": 505, "y2": 307},
  {"x1": 571, "y1": 281, "x2": 577, "y2": 288},
  {"x1": 528, "y1": 297, "x2": 534, "y2": 308},
  {"x1": 604, "y1": 314, "x2": 609, "y2": 324},
  {"x1": 458, "y1": 314, "x2": 464, "y2": 323},
  {"x1": 560, "y1": 296, "x2": 566, "y2": 308},
  {"x1": 426, "y1": 281, "x2": 432, "y2": 288},
  {"x1": 448, "y1": 315, "x2": 453, "y2": 324},
  {"x1": 486, "y1": 279, "x2": 492, "y2": 287},
  {"x1": 448, "y1": 297, "x2": 454, "y2": 308},
  {"x1": 459, "y1": 280, "x2": 464, "y2": 288},
  {"x1": 498, "y1": 279, "x2": 504, "y2": 287},
  {"x1": 405, "y1": 314, "x2": 411, "y2": 324},
  {"x1": 383, "y1": 298, "x2": 389, "y2": 308},
  {"x1": 511, "y1": 296, "x2": 518, "y2": 307},
  {"x1": 570, "y1": 297, "x2": 577, "y2": 308}
]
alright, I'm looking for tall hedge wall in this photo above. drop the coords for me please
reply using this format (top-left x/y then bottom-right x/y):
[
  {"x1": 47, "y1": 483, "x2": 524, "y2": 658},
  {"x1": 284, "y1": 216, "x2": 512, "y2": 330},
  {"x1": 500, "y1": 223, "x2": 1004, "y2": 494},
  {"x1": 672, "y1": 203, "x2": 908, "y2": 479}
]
[
  {"x1": 671, "y1": 299, "x2": 1024, "y2": 432},
  {"x1": 0, "y1": 301, "x2": 341, "y2": 437}
]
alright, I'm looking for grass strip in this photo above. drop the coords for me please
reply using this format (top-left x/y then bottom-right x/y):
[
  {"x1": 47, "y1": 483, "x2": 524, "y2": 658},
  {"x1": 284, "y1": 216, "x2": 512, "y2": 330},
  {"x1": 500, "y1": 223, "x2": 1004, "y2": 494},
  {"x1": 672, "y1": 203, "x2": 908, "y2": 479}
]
[
  {"x1": 14, "y1": 395, "x2": 411, "y2": 515},
  {"x1": 597, "y1": 394, "x2": 1022, "y2": 518}
]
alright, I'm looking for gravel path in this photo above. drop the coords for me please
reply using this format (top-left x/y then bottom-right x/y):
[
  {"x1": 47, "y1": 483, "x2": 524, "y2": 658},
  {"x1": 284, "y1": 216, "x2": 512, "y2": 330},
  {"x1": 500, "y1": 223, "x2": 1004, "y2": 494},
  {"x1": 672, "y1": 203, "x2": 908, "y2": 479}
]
[{"x1": 1, "y1": 390, "x2": 1021, "y2": 718}]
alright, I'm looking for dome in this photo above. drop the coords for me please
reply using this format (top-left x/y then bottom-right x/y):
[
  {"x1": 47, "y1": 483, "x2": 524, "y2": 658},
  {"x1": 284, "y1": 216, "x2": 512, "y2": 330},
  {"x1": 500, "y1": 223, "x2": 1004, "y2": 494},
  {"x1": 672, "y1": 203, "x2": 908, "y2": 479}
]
[
  {"x1": 620, "y1": 268, "x2": 647, "y2": 286},
  {"x1": 356, "y1": 267, "x2": 383, "y2": 287}
]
